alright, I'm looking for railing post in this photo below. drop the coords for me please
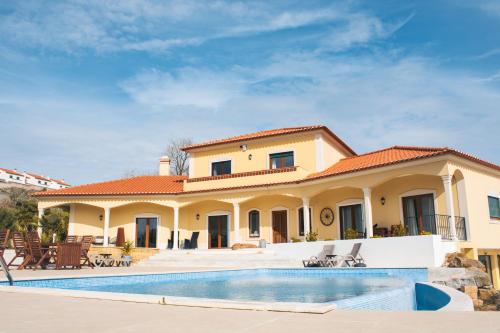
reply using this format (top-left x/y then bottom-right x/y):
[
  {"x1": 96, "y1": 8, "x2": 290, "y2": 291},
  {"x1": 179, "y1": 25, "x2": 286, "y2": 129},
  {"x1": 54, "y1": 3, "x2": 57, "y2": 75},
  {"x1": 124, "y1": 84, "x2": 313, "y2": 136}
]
[{"x1": 441, "y1": 175, "x2": 458, "y2": 241}]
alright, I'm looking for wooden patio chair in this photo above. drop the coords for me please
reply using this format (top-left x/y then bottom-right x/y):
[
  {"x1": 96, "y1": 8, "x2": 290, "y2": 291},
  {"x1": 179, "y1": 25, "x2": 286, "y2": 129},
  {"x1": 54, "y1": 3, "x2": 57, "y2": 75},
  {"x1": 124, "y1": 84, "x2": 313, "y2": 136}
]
[
  {"x1": 56, "y1": 243, "x2": 82, "y2": 269},
  {"x1": 65, "y1": 235, "x2": 79, "y2": 243},
  {"x1": 80, "y1": 235, "x2": 95, "y2": 268},
  {"x1": 7, "y1": 232, "x2": 31, "y2": 269},
  {"x1": 26, "y1": 231, "x2": 53, "y2": 270}
]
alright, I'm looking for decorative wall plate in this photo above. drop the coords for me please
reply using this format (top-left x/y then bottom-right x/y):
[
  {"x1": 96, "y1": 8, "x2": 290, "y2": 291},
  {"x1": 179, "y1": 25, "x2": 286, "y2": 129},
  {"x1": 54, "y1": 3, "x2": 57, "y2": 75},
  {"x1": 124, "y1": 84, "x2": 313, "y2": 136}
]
[{"x1": 320, "y1": 207, "x2": 334, "y2": 226}]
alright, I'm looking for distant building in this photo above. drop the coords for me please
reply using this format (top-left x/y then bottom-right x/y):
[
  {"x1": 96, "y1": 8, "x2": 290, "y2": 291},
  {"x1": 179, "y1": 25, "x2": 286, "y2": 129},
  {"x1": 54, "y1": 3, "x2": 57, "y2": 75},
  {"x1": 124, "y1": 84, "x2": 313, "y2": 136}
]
[{"x1": 0, "y1": 168, "x2": 71, "y2": 196}]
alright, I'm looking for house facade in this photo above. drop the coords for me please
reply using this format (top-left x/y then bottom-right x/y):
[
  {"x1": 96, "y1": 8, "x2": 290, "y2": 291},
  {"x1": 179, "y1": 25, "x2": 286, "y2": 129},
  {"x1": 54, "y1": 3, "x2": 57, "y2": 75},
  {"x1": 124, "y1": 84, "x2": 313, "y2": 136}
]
[{"x1": 34, "y1": 126, "x2": 500, "y2": 284}]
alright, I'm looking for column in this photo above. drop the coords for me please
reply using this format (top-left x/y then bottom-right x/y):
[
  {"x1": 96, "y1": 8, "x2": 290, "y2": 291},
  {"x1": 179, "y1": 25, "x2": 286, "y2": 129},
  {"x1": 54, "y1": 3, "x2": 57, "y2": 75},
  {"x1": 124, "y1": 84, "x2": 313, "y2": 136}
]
[
  {"x1": 363, "y1": 188, "x2": 373, "y2": 238},
  {"x1": 441, "y1": 175, "x2": 457, "y2": 240},
  {"x1": 233, "y1": 203, "x2": 241, "y2": 244},
  {"x1": 103, "y1": 207, "x2": 110, "y2": 247},
  {"x1": 37, "y1": 207, "x2": 45, "y2": 235},
  {"x1": 302, "y1": 198, "x2": 311, "y2": 236},
  {"x1": 68, "y1": 204, "x2": 75, "y2": 235},
  {"x1": 173, "y1": 206, "x2": 179, "y2": 250}
]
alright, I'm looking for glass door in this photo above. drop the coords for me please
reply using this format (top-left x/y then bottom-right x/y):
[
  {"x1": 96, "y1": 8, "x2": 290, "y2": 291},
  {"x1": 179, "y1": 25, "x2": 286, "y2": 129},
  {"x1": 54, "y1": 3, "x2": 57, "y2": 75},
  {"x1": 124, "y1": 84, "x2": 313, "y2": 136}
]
[
  {"x1": 208, "y1": 215, "x2": 228, "y2": 249},
  {"x1": 339, "y1": 204, "x2": 364, "y2": 239},
  {"x1": 135, "y1": 217, "x2": 158, "y2": 248},
  {"x1": 402, "y1": 194, "x2": 435, "y2": 235}
]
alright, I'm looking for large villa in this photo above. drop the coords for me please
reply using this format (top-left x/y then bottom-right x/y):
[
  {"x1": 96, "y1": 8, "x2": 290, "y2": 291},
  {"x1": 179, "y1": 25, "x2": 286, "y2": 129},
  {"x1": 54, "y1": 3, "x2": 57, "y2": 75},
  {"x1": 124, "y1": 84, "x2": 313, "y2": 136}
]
[{"x1": 32, "y1": 125, "x2": 500, "y2": 288}]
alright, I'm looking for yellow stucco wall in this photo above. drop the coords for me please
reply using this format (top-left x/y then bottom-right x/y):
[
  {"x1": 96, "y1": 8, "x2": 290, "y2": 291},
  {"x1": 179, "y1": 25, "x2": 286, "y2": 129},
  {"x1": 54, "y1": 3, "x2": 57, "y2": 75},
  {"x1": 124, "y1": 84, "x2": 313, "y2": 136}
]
[
  {"x1": 454, "y1": 164, "x2": 500, "y2": 250},
  {"x1": 72, "y1": 204, "x2": 104, "y2": 236},
  {"x1": 189, "y1": 131, "x2": 349, "y2": 180},
  {"x1": 371, "y1": 175, "x2": 447, "y2": 229}
]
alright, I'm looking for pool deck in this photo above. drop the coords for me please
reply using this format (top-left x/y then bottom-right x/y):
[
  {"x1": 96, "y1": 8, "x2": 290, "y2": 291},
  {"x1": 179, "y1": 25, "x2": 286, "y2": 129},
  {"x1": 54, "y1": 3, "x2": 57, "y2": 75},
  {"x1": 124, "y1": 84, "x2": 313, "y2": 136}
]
[{"x1": 1, "y1": 266, "x2": 499, "y2": 332}]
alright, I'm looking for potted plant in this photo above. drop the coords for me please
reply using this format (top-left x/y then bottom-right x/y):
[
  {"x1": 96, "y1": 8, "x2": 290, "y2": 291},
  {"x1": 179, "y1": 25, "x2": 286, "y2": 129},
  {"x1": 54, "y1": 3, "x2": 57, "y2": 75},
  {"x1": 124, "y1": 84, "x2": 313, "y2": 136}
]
[
  {"x1": 391, "y1": 224, "x2": 407, "y2": 237},
  {"x1": 121, "y1": 240, "x2": 133, "y2": 264},
  {"x1": 305, "y1": 231, "x2": 318, "y2": 242},
  {"x1": 344, "y1": 228, "x2": 359, "y2": 240}
]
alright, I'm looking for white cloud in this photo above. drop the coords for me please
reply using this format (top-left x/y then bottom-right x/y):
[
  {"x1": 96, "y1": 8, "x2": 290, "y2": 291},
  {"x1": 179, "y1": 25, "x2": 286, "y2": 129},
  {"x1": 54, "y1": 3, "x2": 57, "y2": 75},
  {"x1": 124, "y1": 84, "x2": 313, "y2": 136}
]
[
  {"x1": 0, "y1": 1, "x2": 388, "y2": 54},
  {"x1": 119, "y1": 52, "x2": 500, "y2": 162},
  {"x1": 120, "y1": 68, "x2": 247, "y2": 109}
]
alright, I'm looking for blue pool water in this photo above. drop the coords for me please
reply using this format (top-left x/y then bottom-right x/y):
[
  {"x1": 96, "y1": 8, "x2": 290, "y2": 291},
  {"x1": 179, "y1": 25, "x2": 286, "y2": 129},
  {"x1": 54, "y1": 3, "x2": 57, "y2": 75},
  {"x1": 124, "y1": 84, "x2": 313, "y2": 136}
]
[{"x1": 3, "y1": 269, "x2": 428, "y2": 309}]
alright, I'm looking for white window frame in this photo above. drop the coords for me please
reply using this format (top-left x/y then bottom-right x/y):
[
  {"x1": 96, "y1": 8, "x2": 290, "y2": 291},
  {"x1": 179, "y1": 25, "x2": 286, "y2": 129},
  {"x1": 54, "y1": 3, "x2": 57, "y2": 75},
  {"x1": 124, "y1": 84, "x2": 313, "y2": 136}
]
[
  {"x1": 398, "y1": 189, "x2": 439, "y2": 225},
  {"x1": 206, "y1": 210, "x2": 232, "y2": 248},
  {"x1": 336, "y1": 199, "x2": 364, "y2": 240},
  {"x1": 268, "y1": 206, "x2": 289, "y2": 243},
  {"x1": 296, "y1": 206, "x2": 314, "y2": 238},
  {"x1": 246, "y1": 208, "x2": 261, "y2": 238},
  {"x1": 132, "y1": 213, "x2": 161, "y2": 249},
  {"x1": 487, "y1": 193, "x2": 500, "y2": 224},
  {"x1": 267, "y1": 150, "x2": 295, "y2": 170},
  {"x1": 208, "y1": 157, "x2": 232, "y2": 176}
]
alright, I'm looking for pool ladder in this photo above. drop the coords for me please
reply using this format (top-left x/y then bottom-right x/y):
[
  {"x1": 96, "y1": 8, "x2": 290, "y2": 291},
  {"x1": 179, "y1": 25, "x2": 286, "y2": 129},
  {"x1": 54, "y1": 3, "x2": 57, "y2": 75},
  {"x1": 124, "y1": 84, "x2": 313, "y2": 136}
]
[{"x1": 0, "y1": 255, "x2": 13, "y2": 286}]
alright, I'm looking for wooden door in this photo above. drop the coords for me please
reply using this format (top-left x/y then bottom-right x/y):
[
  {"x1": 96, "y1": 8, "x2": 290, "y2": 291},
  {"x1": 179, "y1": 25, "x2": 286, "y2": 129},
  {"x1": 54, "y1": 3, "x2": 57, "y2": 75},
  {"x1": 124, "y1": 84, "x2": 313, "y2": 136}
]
[
  {"x1": 208, "y1": 215, "x2": 228, "y2": 249},
  {"x1": 272, "y1": 210, "x2": 287, "y2": 243}
]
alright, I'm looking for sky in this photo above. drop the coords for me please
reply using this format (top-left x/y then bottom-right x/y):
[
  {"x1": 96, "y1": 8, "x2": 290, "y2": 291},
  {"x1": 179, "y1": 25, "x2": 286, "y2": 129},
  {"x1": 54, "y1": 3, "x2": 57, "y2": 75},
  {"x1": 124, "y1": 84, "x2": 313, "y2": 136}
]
[{"x1": 0, "y1": 0, "x2": 499, "y2": 185}]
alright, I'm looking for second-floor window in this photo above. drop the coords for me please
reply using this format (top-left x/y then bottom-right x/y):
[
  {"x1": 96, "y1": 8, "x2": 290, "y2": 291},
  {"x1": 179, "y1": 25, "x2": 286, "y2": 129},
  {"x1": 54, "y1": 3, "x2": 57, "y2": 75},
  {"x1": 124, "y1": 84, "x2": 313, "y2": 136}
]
[
  {"x1": 211, "y1": 160, "x2": 231, "y2": 176},
  {"x1": 269, "y1": 151, "x2": 294, "y2": 169},
  {"x1": 488, "y1": 196, "x2": 500, "y2": 220}
]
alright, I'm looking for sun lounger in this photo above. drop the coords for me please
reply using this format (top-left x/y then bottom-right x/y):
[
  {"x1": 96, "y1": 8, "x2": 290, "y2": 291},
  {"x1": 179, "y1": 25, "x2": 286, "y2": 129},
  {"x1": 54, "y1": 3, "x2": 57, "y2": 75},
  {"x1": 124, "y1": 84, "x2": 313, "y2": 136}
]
[
  {"x1": 302, "y1": 244, "x2": 335, "y2": 267},
  {"x1": 328, "y1": 243, "x2": 364, "y2": 267}
]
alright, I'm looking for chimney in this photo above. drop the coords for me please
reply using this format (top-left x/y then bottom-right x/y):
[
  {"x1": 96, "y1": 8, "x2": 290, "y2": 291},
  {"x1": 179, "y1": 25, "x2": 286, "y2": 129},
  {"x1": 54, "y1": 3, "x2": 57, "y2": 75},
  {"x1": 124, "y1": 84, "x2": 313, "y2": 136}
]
[{"x1": 159, "y1": 156, "x2": 171, "y2": 176}]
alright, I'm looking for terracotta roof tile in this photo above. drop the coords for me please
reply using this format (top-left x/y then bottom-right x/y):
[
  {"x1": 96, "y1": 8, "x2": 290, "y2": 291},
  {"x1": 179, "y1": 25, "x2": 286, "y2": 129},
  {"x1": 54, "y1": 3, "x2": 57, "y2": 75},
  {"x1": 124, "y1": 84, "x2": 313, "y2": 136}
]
[
  {"x1": 33, "y1": 146, "x2": 499, "y2": 198},
  {"x1": 182, "y1": 125, "x2": 356, "y2": 155},
  {"x1": 307, "y1": 146, "x2": 499, "y2": 180},
  {"x1": 26, "y1": 172, "x2": 51, "y2": 181},
  {"x1": 0, "y1": 168, "x2": 23, "y2": 176},
  {"x1": 34, "y1": 175, "x2": 186, "y2": 197}
]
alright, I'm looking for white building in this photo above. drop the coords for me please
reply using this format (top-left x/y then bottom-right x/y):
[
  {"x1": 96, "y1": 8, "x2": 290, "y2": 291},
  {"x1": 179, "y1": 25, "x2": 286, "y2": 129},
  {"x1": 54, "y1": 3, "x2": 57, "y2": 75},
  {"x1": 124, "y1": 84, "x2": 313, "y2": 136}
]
[{"x1": 0, "y1": 167, "x2": 70, "y2": 190}]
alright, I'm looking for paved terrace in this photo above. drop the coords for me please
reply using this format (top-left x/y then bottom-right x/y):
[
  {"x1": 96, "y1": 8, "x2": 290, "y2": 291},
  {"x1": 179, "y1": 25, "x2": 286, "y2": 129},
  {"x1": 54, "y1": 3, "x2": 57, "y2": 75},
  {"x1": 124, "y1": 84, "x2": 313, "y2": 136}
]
[{"x1": 1, "y1": 267, "x2": 499, "y2": 333}]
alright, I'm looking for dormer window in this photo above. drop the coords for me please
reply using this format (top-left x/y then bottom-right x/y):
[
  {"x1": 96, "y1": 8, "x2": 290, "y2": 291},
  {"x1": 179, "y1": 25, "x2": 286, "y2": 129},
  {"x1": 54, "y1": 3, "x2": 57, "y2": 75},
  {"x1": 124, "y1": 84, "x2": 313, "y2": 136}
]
[
  {"x1": 211, "y1": 160, "x2": 231, "y2": 176},
  {"x1": 269, "y1": 151, "x2": 294, "y2": 169}
]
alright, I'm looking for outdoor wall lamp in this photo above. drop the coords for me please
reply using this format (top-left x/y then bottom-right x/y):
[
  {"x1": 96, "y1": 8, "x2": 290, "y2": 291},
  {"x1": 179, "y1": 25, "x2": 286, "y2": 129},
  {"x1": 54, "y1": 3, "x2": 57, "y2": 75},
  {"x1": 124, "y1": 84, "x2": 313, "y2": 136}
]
[
  {"x1": 196, "y1": 213, "x2": 200, "y2": 220},
  {"x1": 248, "y1": 154, "x2": 253, "y2": 160},
  {"x1": 99, "y1": 214, "x2": 103, "y2": 221},
  {"x1": 380, "y1": 197, "x2": 386, "y2": 206}
]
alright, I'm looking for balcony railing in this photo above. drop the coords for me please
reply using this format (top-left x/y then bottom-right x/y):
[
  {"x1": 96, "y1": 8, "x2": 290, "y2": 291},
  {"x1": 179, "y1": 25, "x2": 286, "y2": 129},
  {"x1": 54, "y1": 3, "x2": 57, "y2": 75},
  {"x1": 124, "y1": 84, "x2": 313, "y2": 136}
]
[{"x1": 403, "y1": 214, "x2": 467, "y2": 241}]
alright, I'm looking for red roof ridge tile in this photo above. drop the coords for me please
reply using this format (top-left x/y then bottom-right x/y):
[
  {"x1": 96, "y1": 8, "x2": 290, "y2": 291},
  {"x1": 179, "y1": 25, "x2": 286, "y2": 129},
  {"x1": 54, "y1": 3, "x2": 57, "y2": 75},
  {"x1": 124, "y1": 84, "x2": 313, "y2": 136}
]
[{"x1": 182, "y1": 125, "x2": 356, "y2": 155}]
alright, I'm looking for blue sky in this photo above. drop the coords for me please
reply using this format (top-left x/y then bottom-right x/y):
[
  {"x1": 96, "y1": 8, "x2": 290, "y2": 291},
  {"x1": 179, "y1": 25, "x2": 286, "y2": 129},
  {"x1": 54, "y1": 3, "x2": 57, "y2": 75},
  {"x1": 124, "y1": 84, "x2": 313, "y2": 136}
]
[{"x1": 0, "y1": 0, "x2": 499, "y2": 184}]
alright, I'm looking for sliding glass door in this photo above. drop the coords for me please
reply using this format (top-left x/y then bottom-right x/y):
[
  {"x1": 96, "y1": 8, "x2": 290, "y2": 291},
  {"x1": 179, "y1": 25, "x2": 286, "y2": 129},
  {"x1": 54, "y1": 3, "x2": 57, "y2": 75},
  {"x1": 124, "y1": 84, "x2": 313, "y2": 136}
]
[{"x1": 402, "y1": 194, "x2": 435, "y2": 235}]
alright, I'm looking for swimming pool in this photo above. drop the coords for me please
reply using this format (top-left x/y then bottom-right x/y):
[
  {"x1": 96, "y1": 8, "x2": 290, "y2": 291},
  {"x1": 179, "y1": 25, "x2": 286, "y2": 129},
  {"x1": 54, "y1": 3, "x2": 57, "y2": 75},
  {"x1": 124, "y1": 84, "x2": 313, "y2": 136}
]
[{"x1": 1, "y1": 268, "x2": 428, "y2": 311}]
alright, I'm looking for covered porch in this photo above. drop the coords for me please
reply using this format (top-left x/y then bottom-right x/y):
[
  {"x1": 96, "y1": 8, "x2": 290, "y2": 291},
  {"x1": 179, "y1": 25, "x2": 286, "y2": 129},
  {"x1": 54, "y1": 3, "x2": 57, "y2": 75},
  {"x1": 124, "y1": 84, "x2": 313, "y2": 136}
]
[{"x1": 37, "y1": 171, "x2": 469, "y2": 251}]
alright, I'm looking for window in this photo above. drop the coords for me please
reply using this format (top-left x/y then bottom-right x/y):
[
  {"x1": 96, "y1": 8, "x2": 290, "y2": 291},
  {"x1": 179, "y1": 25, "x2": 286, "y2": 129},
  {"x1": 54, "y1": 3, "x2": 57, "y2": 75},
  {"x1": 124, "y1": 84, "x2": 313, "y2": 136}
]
[
  {"x1": 488, "y1": 196, "x2": 500, "y2": 219},
  {"x1": 298, "y1": 207, "x2": 312, "y2": 236},
  {"x1": 211, "y1": 160, "x2": 231, "y2": 176},
  {"x1": 269, "y1": 151, "x2": 294, "y2": 169},
  {"x1": 9, "y1": 175, "x2": 13, "y2": 179},
  {"x1": 248, "y1": 210, "x2": 260, "y2": 237}
]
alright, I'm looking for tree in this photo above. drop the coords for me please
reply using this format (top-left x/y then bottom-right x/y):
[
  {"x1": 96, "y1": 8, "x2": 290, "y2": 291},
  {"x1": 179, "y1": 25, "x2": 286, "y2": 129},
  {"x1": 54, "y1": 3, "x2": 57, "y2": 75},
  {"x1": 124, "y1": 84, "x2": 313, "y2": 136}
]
[
  {"x1": 0, "y1": 187, "x2": 39, "y2": 231},
  {"x1": 39, "y1": 208, "x2": 69, "y2": 243},
  {"x1": 164, "y1": 138, "x2": 192, "y2": 175},
  {"x1": 0, "y1": 207, "x2": 17, "y2": 231}
]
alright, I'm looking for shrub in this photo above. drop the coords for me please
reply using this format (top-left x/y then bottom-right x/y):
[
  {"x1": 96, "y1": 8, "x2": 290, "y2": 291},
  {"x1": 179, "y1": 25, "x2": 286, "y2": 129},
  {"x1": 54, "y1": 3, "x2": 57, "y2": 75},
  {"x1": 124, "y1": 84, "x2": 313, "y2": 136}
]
[
  {"x1": 305, "y1": 231, "x2": 318, "y2": 242},
  {"x1": 344, "y1": 228, "x2": 360, "y2": 240},
  {"x1": 392, "y1": 224, "x2": 407, "y2": 237},
  {"x1": 121, "y1": 240, "x2": 134, "y2": 256},
  {"x1": 291, "y1": 237, "x2": 302, "y2": 243}
]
